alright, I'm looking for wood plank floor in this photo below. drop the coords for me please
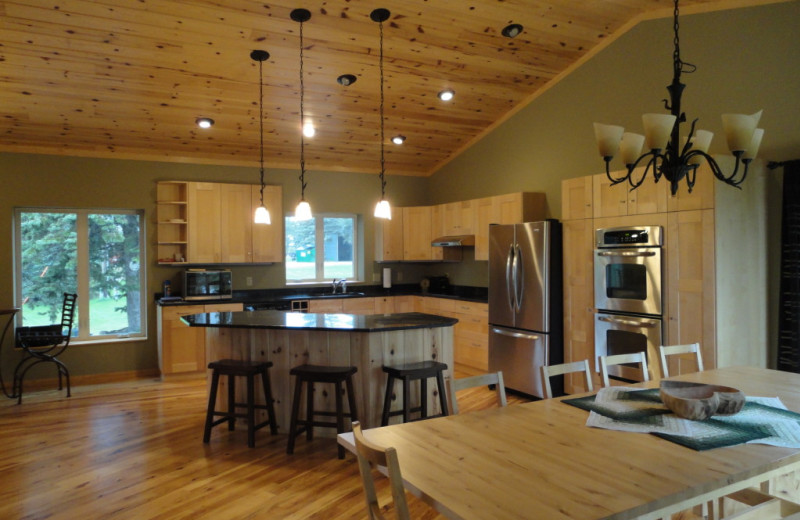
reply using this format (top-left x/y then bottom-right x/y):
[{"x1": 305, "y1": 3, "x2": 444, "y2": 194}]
[{"x1": 0, "y1": 366, "x2": 528, "y2": 520}]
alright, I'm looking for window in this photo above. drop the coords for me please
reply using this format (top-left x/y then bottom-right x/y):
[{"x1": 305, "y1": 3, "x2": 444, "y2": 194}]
[
  {"x1": 285, "y1": 214, "x2": 357, "y2": 283},
  {"x1": 14, "y1": 208, "x2": 146, "y2": 342}
]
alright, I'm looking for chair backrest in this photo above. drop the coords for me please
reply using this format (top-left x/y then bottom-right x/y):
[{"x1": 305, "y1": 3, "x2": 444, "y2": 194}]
[
  {"x1": 352, "y1": 421, "x2": 410, "y2": 520},
  {"x1": 60, "y1": 293, "x2": 77, "y2": 335},
  {"x1": 659, "y1": 343, "x2": 703, "y2": 378},
  {"x1": 599, "y1": 352, "x2": 650, "y2": 387},
  {"x1": 541, "y1": 360, "x2": 593, "y2": 398},
  {"x1": 447, "y1": 371, "x2": 507, "y2": 415}
]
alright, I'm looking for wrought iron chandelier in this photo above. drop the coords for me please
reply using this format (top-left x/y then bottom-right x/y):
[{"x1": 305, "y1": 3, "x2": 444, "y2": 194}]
[
  {"x1": 593, "y1": 0, "x2": 764, "y2": 195},
  {"x1": 372, "y1": 8, "x2": 392, "y2": 220}
]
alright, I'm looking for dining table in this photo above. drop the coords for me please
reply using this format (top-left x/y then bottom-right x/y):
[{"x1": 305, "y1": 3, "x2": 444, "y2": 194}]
[{"x1": 339, "y1": 366, "x2": 800, "y2": 520}]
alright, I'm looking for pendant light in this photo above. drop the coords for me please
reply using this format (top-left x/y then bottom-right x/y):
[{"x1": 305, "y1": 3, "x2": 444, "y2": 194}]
[
  {"x1": 251, "y1": 49, "x2": 271, "y2": 225},
  {"x1": 292, "y1": 8, "x2": 313, "y2": 221},
  {"x1": 371, "y1": 8, "x2": 391, "y2": 220}
]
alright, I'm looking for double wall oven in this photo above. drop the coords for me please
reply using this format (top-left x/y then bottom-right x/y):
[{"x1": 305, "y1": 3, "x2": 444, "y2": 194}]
[{"x1": 593, "y1": 226, "x2": 663, "y2": 381}]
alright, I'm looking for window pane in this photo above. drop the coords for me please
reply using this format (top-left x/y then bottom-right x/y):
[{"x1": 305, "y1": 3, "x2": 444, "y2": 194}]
[
  {"x1": 285, "y1": 216, "x2": 316, "y2": 281},
  {"x1": 19, "y1": 212, "x2": 78, "y2": 329},
  {"x1": 323, "y1": 217, "x2": 354, "y2": 279},
  {"x1": 88, "y1": 213, "x2": 142, "y2": 336}
]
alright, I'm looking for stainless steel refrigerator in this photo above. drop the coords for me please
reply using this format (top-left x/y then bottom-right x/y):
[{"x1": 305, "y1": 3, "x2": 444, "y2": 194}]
[{"x1": 488, "y1": 220, "x2": 562, "y2": 398}]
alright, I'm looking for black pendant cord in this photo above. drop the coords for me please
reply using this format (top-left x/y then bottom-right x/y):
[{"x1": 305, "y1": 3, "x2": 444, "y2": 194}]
[
  {"x1": 258, "y1": 57, "x2": 265, "y2": 206},
  {"x1": 299, "y1": 18, "x2": 308, "y2": 201},
  {"x1": 378, "y1": 16, "x2": 387, "y2": 199}
]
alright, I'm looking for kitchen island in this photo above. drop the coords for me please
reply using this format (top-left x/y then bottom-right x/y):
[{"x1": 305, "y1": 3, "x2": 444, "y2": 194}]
[{"x1": 182, "y1": 310, "x2": 457, "y2": 431}]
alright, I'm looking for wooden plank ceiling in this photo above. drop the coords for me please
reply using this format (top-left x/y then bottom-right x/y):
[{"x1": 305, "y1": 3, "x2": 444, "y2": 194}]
[{"x1": 0, "y1": 0, "x2": 754, "y2": 176}]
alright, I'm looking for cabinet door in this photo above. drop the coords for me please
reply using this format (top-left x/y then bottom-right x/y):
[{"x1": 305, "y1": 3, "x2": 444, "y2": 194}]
[
  {"x1": 627, "y1": 168, "x2": 668, "y2": 215},
  {"x1": 666, "y1": 162, "x2": 716, "y2": 212},
  {"x1": 666, "y1": 209, "x2": 716, "y2": 372},
  {"x1": 375, "y1": 208, "x2": 404, "y2": 261},
  {"x1": 342, "y1": 297, "x2": 375, "y2": 315},
  {"x1": 562, "y1": 219, "x2": 597, "y2": 393},
  {"x1": 561, "y1": 177, "x2": 593, "y2": 221},
  {"x1": 374, "y1": 297, "x2": 395, "y2": 314},
  {"x1": 452, "y1": 301, "x2": 489, "y2": 371},
  {"x1": 187, "y1": 182, "x2": 221, "y2": 263},
  {"x1": 393, "y1": 296, "x2": 415, "y2": 313},
  {"x1": 159, "y1": 305, "x2": 206, "y2": 375},
  {"x1": 473, "y1": 197, "x2": 494, "y2": 261},
  {"x1": 592, "y1": 174, "x2": 628, "y2": 218},
  {"x1": 309, "y1": 299, "x2": 343, "y2": 313},
  {"x1": 252, "y1": 185, "x2": 284, "y2": 263},
  {"x1": 220, "y1": 184, "x2": 253, "y2": 263},
  {"x1": 402, "y1": 206, "x2": 433, "y2": 260},
  {"x1": 431, "y1": 204, "x2": 444, "y2": 261}
]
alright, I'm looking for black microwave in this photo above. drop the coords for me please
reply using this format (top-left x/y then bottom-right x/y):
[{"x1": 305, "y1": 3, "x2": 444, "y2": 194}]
[{"x1": 183, "y1": 269, "x2": 233, "y2": 301}]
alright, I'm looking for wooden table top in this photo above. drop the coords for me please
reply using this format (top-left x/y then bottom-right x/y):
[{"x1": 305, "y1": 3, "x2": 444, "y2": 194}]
[{"x1": 357, "y1": 366, "x2": 800, "y2": 520}]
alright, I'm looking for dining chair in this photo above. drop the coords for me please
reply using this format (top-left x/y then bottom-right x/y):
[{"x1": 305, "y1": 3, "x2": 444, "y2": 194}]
[
  {"x1": 659, "y1": 343, "x2": 704, "y2": 378},
  {"x1": 352, "y1": 420, "x2": 410, "y2": 520},
  {"x1": 447, "y1": 371, "x2": 506, "y2": 414},
  {"x1": 541, "y1": 360, "x2": 593, "y2": 398},
  {"x1": 599, "y1": 352, "x2": 650, "y2": 387}
]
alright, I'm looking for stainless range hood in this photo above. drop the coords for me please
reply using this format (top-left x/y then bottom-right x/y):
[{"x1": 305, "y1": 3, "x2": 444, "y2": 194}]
[{"x1": 431, "y1": 235, "x2": 475, "y2": 247}]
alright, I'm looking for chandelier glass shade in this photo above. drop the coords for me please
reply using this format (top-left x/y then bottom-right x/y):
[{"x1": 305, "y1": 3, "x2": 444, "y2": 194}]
[
  {"x1": 593, "y1": 0, "x2": 764, "y2": 195},
  {"x1": 372, "y1": 8, "x2": 392, "y2": 220},
  {"x1": 251, "y1": 49, "x2": 271, "y2": 225}
]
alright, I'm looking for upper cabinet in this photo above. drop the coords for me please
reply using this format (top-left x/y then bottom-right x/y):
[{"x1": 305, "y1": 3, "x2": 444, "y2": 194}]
[
  {"x1": 403, "y1": 206, "x2": 435, "y2": 261},
  {"x1": 592, "y1": 168, "x2": 668, "y2": 218},
  {"x1": 561, "y1": 177, "x2": 593, "y2": 221},
  {"x1": 156, "y1": 181, "x2": 189, "y2": 264},
  {"x1": 160, "y1": 181, "x2": 283, "y2": 265},
  {"x1": 442, "y1": 200, "x2": 475, "y2": 235},
  {"x1": 375, "y1": 210, "x2": 404, "y2": 262},
  {"x1": 473, "y1": 192, "x2": 546, "y2": 261}
]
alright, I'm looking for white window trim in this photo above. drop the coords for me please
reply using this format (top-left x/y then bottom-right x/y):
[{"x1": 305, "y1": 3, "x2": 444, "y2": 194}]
[
  {"x1": 285, "y1": 212, "x2": 360, "y2": 285},
  {"x1": 14, "y1": 207, "x2": 147, "y2": 344}
]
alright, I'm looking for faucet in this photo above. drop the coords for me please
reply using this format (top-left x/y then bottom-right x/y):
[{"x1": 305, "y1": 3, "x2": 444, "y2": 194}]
[{"x1": 331, "y1": 278, "x2": 347, "y2": 294}]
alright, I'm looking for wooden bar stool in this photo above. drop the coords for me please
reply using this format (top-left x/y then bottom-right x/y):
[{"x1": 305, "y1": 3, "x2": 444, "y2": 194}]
[
  {"x1": 381, "y1": 361, "x2": 449, "y2": 426},
  {"x1": 287, "y1": 364, "x2": 359, "y2": 459},
  {"x1": 203, "y1": 359, "x2": 278, "y2": 448}
]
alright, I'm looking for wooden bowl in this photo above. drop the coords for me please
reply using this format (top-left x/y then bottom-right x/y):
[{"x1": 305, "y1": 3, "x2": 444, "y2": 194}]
[{"x1": 659, "y1": 380, "x2": 745, "y2": 421}]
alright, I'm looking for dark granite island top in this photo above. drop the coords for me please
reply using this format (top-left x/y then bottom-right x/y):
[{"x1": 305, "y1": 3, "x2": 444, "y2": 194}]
[
  {"x1": 188, "y1": 310, "x2": 456, "y2": 431},
  {"x1": 181, "y1": 310, "x2": 458, "y2": 332}
]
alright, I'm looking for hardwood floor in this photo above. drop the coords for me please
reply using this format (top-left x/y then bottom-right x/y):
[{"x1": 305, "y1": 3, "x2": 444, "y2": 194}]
[{"x1": 0, "y1": 366, "x2": 528, "y2": 520}]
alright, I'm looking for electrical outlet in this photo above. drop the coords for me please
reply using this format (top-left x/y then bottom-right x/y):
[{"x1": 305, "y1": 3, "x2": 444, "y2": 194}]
[{"x1": 246, "y1": 276, "x2": 253, "y2": 287}]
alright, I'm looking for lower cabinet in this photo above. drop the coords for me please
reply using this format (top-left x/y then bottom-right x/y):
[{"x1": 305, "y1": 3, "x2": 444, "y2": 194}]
[{"x1": 157, "y1": 302, "x2": 243, "y2": 377}]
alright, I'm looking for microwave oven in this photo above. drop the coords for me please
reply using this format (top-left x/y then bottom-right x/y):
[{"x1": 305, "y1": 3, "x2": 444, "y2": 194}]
[{"x1": 183, "y1": 269, "x2": 233, "y2": 301}]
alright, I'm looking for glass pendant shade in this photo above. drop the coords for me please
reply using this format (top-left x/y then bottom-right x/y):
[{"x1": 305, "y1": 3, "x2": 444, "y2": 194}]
[
  {"x1": 722, "y1": 110, "x2": 762, "y2": 153},
  {"x1": 620, "y1": 132, "x2": 645, "y2": 166},
  {"x1": 254, "y1": 205, "x2": 271, "y2": 225},
  {"x1": 593, "y1": 123, "x2": 624, "y2": 158},
  {"x1": 374, "y1": 199, "x2": 392, "y2": 220},
  {"x1": 686, "y1": 130, "x2": 714, "y2": 165},
  {"x1": 642, "y1": 113, "x2": 677, "y2": 151},
  {"x1": 743, "y1": 128, "x2": 764, "y2": 160},
  {"x1": 294, "y1": 200, "x2": 312, "y2": 221}
]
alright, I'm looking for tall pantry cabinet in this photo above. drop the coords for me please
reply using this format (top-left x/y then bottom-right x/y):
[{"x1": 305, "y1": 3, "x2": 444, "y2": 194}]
[{"x1": 561, "y1": 161, "x2": 768, "y2": 393}]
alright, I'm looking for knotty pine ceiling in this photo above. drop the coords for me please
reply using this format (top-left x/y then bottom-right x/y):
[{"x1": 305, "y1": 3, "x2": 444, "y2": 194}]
[{"x1": 0, "y1": 0, "x2": 757, "y2": 176}]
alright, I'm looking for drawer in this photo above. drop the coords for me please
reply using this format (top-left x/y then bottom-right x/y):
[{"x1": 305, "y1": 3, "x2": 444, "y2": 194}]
[{"x1": 453, "y1": 301, "x2": 488, "y2": 317}]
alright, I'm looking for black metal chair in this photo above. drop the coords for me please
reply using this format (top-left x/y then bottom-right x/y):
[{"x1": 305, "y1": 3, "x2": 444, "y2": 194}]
[{"x1": 13, "y1": 293, "x2": 77, "y2": 404}]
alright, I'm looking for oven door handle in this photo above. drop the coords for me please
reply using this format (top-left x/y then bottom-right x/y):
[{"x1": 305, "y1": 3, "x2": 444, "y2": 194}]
[
  {"x1": 597, "y1": 315, "x2": 659, "y2": 328},
  {"x1": 491, "y1": 327, "x2": 540, "y2": 341},
  {"x1": 596, "y1": 250, "x2": 656, "y2": 257}
]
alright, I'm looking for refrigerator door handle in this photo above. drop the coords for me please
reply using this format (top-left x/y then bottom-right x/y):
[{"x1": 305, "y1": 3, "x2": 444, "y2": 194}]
[
  {"x1": 515, "y1": 244, "x2": 524, "y2": 311},
  {"x1": 491, "y1": 327, "x2": 540, "y2": 341},
  {"x1": 505, "y1": 244, "x2": 515, "y2": 313}
]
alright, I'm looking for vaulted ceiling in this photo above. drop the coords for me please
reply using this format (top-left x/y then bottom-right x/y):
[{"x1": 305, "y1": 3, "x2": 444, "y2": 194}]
[{"x1": 0, "y1": 0, "x2": 763, "y2": 176}]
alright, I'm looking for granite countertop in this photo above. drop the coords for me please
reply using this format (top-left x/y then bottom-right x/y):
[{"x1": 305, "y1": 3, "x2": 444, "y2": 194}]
[
  {"x1": 157, "y1": 284, "x2": 488, "y2": 307},
  {"x1": 181, "y1": 310, "x2": 458, "y2": 332}
]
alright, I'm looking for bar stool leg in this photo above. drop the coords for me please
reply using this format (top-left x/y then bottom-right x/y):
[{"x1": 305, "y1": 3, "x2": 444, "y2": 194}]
[
  {"x1": 381, "y1": 375, "x2": 395, "y2": 426},
  {"x1": 402, "y1": 377, "x2": 411, "y2": 424},
  {"x1": 260, "y1": 367, "x2": 278, "y2": 435},
  {"x1": 420, "y1": 377, "x2": 429, "y2": 419},
  {"x1": 345, "y1": 374, "x2": 359, "y2": 424},
  {"x1": 287, "y1": 375, "x2": 303, "y2": 454},
  {"x1": 436, "y1": 370, "x2": 449, "y2": 416},
  {"x1": 226, "y1": 374, "x2": 236, "y2": 431},
  {"x1": 305, "y1": 380, "x2": 314, "y2": 441},
  {"x1": 203, "y1": 369, "x2": 220, "y2": 443},
  {"x1": 246, "y1": 374, "x2": 256, "y2": 448},
  {"x1": 335, "y1": 380, "x2": 345, "y2": 459}
]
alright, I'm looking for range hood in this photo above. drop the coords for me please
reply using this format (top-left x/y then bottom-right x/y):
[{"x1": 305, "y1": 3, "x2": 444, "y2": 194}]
[{"x1": 431, "y1": 235, "x2": 475, "y2": 247}]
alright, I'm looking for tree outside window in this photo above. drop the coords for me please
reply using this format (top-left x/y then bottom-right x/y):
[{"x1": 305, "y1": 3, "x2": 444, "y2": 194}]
[{"x1": 285, "y1": 214, "x2": 356, "y2": 283}]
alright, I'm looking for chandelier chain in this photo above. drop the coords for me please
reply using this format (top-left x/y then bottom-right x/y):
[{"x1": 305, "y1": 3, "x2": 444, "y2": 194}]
[
  {"x1": 673, "y1": 0, "x2": 695, "y2": 75},
  {"x1": 379, "y1": 18, "x2": 386, "y2": 197},
  {"x1": 299, "y1": 19, "x2": 307, "y2": 199},
  {"x1": 258, "y1": 57, "x2": 265, "y2": 204}
]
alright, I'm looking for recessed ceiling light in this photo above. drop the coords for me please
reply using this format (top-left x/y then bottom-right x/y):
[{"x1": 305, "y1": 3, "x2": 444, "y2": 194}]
[
  {"x1": 392, "y1": 135, "x2": 406, "y2": 145},
  {"x1": 502, "y1": 23, "x2": 524, "y2": 38},
  {"x1": 438, "y1": 90, "x2": 455, "y2": 102},
  {"x1": 337, "y1": 74, "x2": 357, "y2": 86},
  {"x1": 196, "y1": 117, "x2": 214, "y2": 129}
]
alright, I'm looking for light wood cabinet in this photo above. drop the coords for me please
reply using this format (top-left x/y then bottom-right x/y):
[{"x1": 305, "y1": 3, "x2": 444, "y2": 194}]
[
  {"x1": 473, "y1": 197, "x2": 494, "y2": 261},
  {"x1": 393, "y1": 296, "x2": 416, "y2": 313},
  {"x1": 187, "y1": 182, "x2": 222, "y2": 263},
  {"x1": 403, "y1": 206, "x2": 435, "y2": 261},
  {"x1": 452, "y1": 300, "x2": 489, "y2": 371},
  {"x1": 308, "y1": 299, "x2": 343, "y2": 313},
  {"x1": 375, "y1": 209, "x2": 404, "y2": 262},
  {"x1": 443, "y1": 200, "x2": 474, "y2": 235},
  {"x1": 157, "y1": 302, "x2": 243, "y2": 376},
  {"x1": 374, "y1": 296, "x2": 395, "y2": 314},
  {"x1": 185, "y1": 181, "x2": 283, "y2": 264},
  {"x1": 156, "y1": 181, "x2": 189, "y2": 265},
  {"x1": 343, "y1": 297, "x2": 375, "y2": 315},
  {"x1": 473, "y1": 192, "x2": 547, "y2": 261},
  {"x1": 592, "y1": 168, "x2": 668, "y2": 218},
  {"x1": 561, "y1": 176, "x2": 593, "y2": 221}
]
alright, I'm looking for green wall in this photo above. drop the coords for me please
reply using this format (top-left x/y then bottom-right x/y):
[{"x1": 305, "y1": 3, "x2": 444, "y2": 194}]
[{"x1": 1, "y1": 1, "x2": 798, "y2": 382}]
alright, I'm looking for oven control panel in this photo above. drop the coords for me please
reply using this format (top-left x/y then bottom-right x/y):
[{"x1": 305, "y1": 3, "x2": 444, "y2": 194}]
[{"x1": 596, "y1": 226, "x2": 663, "y2": 248}]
